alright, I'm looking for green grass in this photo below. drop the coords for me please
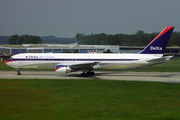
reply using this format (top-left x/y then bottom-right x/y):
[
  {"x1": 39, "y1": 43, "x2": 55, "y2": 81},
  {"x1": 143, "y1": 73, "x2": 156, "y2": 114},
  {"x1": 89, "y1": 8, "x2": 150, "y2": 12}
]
[
  {"x1": 0, "y1": 79, "x2": 180, "y2": 119},
  {"x1": 1, "y1": 57, "x2": 180, "y2": 72},
  {"x1": 0, "y1": 61, "x2": 14, "y2": 71}
]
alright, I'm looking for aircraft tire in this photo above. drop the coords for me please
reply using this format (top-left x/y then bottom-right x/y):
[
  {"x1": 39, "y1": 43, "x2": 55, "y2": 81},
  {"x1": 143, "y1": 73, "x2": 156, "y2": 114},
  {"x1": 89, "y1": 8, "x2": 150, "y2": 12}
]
[
  {"x1": 81, "y1": 73, "x2": 85, "y2": 77},
  {"x1": 90, "y1": 72, "x2": 95, "y2": 75},
  {"x1": 17, "y1": 72, "x2": 21, "y2": 75},
  {"x1": 86, "y1": 72, "x2": 90, "y2": 76}
]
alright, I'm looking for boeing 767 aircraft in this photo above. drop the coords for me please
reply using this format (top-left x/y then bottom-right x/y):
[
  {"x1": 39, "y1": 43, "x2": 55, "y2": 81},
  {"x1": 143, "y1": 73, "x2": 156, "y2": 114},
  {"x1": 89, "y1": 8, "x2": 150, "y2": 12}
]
[{"x1": 6, "y1": 26, "x2": 174, "y2": 76}]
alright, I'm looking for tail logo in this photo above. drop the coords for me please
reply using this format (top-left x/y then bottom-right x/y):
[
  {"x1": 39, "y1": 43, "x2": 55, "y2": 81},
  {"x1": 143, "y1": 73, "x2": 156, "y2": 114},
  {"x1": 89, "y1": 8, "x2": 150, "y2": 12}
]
[
  {"x1": 139, "y1": 26, "x2": 174, "y2": 55},
  {"x1": 150, "y1": 46, "x2": 162, "y2": 51}
]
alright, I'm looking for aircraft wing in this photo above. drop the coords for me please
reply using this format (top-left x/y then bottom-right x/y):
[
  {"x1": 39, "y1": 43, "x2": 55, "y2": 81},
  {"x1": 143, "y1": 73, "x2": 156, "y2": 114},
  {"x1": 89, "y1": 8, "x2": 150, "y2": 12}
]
[
  {"x1": 56, "y1": 61, "x2": 100, "y2": 71},
  {"x1": 146, "y1": 56, "x2": 173, "y2": 63},
  {"x1": 69, "y1": 62, "x2": 99, "y2": 69}
]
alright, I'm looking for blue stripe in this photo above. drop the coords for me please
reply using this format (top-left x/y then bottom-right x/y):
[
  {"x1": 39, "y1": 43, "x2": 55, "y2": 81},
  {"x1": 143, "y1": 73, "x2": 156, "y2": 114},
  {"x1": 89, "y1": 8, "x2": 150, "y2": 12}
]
[
  {"x1": 7, "y1": 58, "x2": 139, "y2": 62},
  {"x1": 56, "y1": 65, "x2": 67, "y2": 70}
]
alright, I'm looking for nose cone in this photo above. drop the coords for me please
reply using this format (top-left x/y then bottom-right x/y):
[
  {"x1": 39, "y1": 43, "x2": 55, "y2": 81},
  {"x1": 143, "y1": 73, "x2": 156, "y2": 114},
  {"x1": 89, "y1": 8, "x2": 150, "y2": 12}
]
[
  {"x1": 5, "y1": 59, "x2": 12, "y2": 67},
  {"x1": 5, "y1": 60, "x2": 10, "y2": 64}
]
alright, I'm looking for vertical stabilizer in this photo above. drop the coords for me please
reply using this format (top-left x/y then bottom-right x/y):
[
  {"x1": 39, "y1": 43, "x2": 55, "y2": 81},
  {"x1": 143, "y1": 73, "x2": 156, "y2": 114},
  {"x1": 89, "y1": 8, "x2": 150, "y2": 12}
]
[{"x1": 139, "y1": 26, "x2": 174, "y2": 56}]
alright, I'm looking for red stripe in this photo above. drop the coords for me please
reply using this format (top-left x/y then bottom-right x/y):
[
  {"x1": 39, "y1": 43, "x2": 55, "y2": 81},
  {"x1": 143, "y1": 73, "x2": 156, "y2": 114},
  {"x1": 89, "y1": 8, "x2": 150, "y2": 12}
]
[
  {"x1": 149, "y1": 26, "x2": 174, "y2": 45},
  {"x1": 5, "y1": 60, "x2": 20, "y2": 64},
  {"x1": 56, "y1": 67, "x2": 63, "y2": 71},
  {"x1": 5, "y1": 61, "x2": 9, "y2": 64}
]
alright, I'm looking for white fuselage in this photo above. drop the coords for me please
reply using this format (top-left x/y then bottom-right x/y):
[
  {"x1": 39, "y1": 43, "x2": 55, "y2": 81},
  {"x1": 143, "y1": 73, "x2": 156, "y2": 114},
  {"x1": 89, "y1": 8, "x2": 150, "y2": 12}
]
[{"x1": 6, "y1": 53, "x2": 164, "y2": 70}]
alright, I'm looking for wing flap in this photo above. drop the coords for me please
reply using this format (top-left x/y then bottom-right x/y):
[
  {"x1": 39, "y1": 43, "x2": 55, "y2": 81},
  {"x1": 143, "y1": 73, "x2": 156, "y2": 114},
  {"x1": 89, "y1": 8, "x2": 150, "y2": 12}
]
[
  {"x1": 146, "y1": 56, "x2": 173, "y2": 63},
  {"x1": 57, "y1": 62, "x2": 100, "y2": 69}
]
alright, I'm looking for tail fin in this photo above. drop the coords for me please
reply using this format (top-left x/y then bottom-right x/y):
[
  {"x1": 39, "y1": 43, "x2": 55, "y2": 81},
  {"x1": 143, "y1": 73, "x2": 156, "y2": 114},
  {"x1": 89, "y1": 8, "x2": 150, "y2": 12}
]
[{"x1": 139, "y1": 26, "x2": 174, "y2": 56}]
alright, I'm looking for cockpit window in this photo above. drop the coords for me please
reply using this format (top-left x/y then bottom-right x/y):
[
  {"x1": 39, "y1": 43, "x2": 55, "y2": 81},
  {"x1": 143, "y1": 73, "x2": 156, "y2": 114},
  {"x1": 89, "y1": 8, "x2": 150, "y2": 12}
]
[{"x1": 9, "y1": 57, "x2": 13, "y2": 60}]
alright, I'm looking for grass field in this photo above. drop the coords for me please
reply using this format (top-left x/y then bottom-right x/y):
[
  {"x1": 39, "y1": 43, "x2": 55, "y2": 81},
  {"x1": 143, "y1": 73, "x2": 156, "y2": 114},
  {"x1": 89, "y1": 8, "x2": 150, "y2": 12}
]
[
  {"x1": 0, "y1": 57, "x2": 180, "y2": 72},
  {"x1": 0, "y1": 57, "x2": 180, "y2": 119},
  {"x1": 0, "y1": 61, "x2": 13, "y2": 71},
  {"x1": 0, "y1": 79, "x2": 180, "y2": 120}
]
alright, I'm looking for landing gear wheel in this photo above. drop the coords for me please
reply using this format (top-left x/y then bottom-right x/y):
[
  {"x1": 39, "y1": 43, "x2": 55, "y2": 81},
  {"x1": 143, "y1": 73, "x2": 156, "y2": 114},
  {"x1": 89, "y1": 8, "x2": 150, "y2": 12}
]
[
  {"x1": 16, "y1": 68, "x2": 21, "y2": 76},
  {"x1": 17, "y1": 72, "x2": 21, "y2": 75},
  {"x1": 86, "y1": 72, "x2": 90, "y2": 76},
  {"x1": 80, "y1": 71, "x2": 95, "y2": 77},
  {"x1": 90, "y1": 72, "x2": 95, "y2": 75},
  {"x1": 81, "y1": 73, "x2": 85, "y2": 77}
]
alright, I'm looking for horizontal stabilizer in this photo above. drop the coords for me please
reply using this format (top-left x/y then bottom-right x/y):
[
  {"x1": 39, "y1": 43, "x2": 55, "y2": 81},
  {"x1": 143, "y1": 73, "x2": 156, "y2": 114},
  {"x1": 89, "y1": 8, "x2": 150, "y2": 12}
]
[{"x1": 146, "y1": 56, "x2": 173, "y2": 63}]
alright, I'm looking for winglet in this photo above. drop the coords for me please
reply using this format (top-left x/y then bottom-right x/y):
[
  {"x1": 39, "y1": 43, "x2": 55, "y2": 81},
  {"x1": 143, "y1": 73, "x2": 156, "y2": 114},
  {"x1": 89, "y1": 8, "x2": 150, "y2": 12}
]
[{"x1": 139, "y1": 26, "x2": 174, "y2": 56}]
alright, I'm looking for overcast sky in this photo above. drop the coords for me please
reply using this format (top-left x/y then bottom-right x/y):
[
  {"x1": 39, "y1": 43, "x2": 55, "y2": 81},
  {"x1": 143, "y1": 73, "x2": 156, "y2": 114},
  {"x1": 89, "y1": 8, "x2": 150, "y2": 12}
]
[{"x1": 1, "y1": 0, "x2": 180, "y2": 38}]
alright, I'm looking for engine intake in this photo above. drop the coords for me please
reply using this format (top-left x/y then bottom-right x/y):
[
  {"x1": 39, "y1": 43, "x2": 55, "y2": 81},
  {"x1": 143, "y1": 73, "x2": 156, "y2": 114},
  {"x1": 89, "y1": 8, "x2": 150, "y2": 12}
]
[{"x1": 55, "y1": 65, "x2": 72, "y2": 73}]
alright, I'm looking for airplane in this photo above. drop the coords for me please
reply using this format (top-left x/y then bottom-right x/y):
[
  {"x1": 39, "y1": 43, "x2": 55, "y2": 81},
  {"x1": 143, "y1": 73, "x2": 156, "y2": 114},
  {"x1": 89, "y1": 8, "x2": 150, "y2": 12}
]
[{"x1": 5, "y1": 26, "x2": 174, "y2": 76}]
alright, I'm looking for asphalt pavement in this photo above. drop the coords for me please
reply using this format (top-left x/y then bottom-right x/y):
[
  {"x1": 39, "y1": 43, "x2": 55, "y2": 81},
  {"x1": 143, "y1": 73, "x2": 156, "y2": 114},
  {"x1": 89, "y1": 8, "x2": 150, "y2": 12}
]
[{"x1": 0, "y1": 71, "x2": 180, "y2": 83}]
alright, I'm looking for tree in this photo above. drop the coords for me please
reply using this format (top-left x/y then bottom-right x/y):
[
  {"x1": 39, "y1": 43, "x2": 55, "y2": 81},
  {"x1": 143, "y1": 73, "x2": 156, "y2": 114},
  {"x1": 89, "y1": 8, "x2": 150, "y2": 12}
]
[
  {"x1": 74, "y1": 31, "x2": 180, "y2": 47},
  {"x1": 135, "y1": 30, "x2": 144, "y2": 36},
  {"x1": 98, "y1": 33, "x2": 107, "y2": 45},
  {"x1": 75, "y1": 33, "x2": 85, "y2": 44},
  {"x1": 8, "y1": 34, "x2": 42, "y2": 44},
  {"x1": 176, "y1": 35, "x2": 180, "y2": 46},
  {"x1": 75, "y1": 33, "x2": 81, "y2": 42},
  {"x1": 8, "y1": 34, "x2": 19, "y2": 45},
  {"x1": 168, "y1": 32, "x2": 180, "y2": 47},
  {"x1": 106, "y1": 34, "x2": 121, "y2": 45},
  {"x1": 31, "y1": 36, "x2": 42, "y2": 44}
]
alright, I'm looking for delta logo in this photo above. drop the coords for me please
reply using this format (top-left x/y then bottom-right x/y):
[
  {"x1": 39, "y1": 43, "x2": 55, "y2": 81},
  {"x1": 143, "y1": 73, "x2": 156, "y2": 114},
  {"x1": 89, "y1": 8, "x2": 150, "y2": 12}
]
[
  {"x1": 150, "y1": 46, "x2": 162, "y2": 51},
  {"x1": 25, "y1": 55, "x2": 38, "y2": 59}
]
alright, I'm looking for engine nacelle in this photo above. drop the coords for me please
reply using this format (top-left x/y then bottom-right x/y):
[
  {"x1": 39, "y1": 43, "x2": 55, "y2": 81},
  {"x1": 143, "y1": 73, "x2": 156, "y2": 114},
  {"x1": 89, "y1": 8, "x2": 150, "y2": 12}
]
[{"x1": 55, "y1": 65, "x2": 72, "y2": 74}]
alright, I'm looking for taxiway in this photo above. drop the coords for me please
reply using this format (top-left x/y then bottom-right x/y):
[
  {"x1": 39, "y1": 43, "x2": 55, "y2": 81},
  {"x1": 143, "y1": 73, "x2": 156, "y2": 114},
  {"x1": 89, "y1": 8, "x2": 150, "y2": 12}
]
[{"x1": 0, "y1": 71, "x2": 180, "y2": 83}]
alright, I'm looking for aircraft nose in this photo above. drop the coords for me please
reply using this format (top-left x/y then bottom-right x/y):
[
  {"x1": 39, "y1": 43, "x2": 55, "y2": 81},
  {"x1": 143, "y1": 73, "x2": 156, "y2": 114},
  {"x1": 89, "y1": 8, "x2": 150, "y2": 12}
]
[
  {"x1": 5, "y1": 60, "x2": 11, "y2": 66},
  {"x1": 5, "y1": 60, "x2": 8, "y2": 64}
]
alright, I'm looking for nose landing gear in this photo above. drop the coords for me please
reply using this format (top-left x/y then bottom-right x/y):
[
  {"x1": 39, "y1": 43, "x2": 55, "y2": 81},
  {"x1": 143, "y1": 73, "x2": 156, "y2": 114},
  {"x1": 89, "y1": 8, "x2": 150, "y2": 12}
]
[{"x1": 16, "y1": 68, "x2": 21, "y2": 75}]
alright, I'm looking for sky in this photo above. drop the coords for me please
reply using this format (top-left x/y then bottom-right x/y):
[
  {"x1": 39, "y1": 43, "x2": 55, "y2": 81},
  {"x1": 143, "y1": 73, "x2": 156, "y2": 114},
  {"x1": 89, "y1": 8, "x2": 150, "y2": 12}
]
[{"x1": 1, "y1": 0, "x2": 180, "y2": 38}]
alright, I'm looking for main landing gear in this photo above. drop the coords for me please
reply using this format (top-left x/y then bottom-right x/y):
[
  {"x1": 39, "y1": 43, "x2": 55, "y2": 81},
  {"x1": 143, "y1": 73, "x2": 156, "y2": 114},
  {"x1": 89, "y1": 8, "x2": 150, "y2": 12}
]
[
  {"x1": 80, "y1": 70, "x2": 95, "y2": 77},
  {"x1": 16, "y1": 68, "x2": 21, "y2": 75}
]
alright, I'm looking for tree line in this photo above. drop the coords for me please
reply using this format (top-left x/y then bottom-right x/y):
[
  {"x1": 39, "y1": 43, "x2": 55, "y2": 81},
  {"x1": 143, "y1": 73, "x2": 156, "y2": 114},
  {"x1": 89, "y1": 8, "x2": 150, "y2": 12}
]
[
  {"x1": 8, "y1": 34, "x2": 42, "y2": 45},
  {"x1": 75, "y1": 31, "x2": 180, "y2": 47}
]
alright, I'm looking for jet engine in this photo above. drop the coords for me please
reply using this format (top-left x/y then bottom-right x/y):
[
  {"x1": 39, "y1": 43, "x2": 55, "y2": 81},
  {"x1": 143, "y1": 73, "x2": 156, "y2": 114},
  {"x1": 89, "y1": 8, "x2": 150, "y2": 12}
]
[
  {"x1": 55, "y1": 65, "x2": 72, "y2": 74},
  {"x1": 55, "y1": 65, "x2": 72, "y2": 73}
]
